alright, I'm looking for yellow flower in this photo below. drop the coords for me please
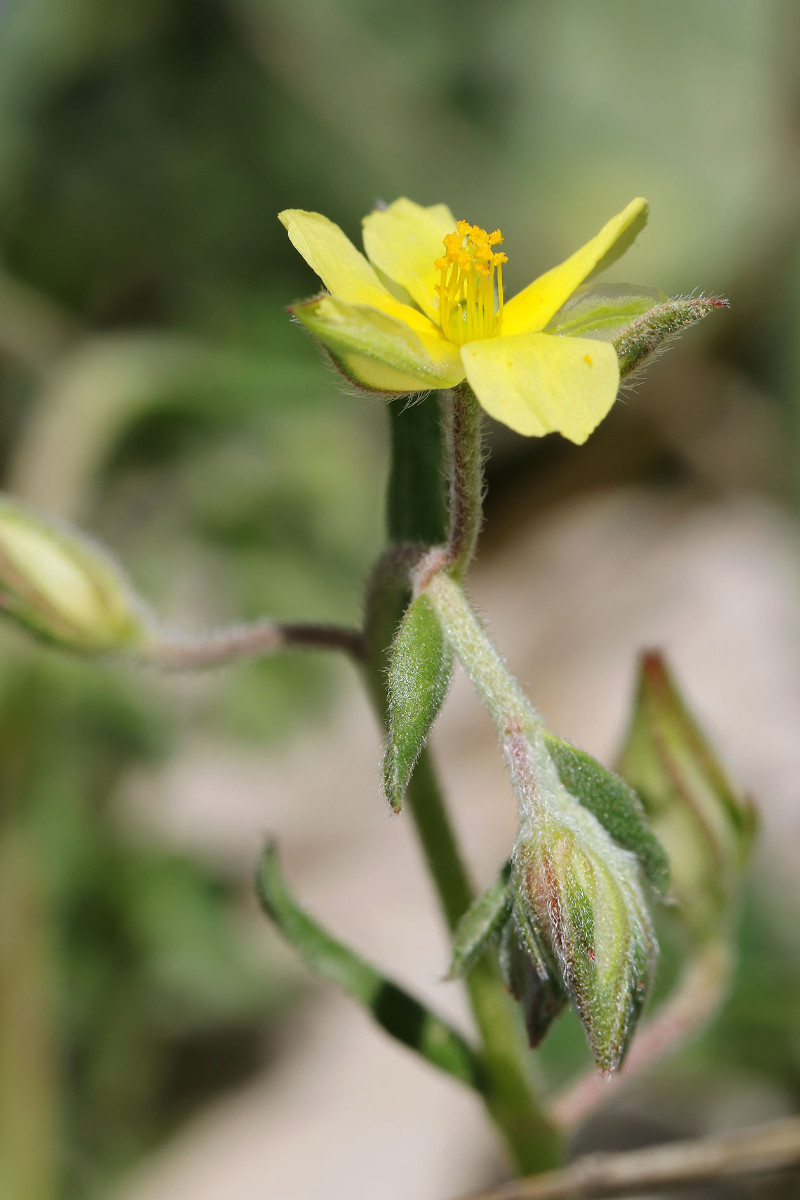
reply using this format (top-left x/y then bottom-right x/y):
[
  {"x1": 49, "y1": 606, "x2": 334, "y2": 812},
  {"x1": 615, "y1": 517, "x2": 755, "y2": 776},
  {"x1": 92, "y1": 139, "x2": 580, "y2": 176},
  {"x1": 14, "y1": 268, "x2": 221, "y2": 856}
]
[{"x1": 280, "y1": 197, "x2": 647, "y2": 444}]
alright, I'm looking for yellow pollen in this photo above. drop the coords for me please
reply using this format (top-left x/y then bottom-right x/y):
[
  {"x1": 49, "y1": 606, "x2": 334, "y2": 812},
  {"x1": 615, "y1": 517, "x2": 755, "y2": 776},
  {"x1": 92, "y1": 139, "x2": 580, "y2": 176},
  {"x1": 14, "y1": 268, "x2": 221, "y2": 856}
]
[
  {"x1": 434, "y1": 221, "x2": 506, "y2": 345},
  {"x1": 583, "y1": 353, "x2": 593, "y2": 365}
]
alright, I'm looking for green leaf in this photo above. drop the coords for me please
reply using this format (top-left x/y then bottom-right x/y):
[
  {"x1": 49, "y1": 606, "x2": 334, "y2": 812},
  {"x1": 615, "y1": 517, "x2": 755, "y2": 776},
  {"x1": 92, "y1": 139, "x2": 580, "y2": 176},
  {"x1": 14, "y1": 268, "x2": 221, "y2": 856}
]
[
  {"x1": 383, "y1": 594, "x2": 453, "y2": 811},
  {"x1": 448, "y1": 862, "x2": 513, "y2": 979},
  {"x1": 255, "y1": 842, "x2": 484, "y2": 1091},
  {"x1": 617, "y1": 651, "x2": 755, "y2": 939},
  {"x1": 544, "y1": 732, "x2": 670, "y2": 898},
  {"x1": 546, "y1": 283, "x2": 666, "y2": 341}
]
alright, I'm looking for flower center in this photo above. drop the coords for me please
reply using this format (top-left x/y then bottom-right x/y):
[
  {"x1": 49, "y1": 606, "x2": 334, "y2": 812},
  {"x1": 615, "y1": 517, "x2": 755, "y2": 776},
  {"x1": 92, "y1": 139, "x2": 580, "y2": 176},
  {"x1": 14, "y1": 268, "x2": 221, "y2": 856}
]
[{"x1": 434, "y1": 221, "x2": 507, "y2": 345}]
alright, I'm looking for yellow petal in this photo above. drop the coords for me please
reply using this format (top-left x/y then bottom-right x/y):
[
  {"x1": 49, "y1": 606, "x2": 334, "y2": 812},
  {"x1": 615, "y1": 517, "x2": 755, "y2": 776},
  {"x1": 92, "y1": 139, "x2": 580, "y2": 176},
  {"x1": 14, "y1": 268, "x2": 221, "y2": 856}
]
[
  {"x1": 460, "y1": 332, "x2": 620, "y2": 443},
  {"x1": 362, "y1": 198, "x2": 458, "y2": 324},
  {"x1": 279, "y1": 209, "x2": 433, "y2": 336},
  {"x1": 292, "y1": 294, "x2": 464, "y2": 392},
  {"x1": 502, "y1": 199, "x2": 649, "y2": 337}
]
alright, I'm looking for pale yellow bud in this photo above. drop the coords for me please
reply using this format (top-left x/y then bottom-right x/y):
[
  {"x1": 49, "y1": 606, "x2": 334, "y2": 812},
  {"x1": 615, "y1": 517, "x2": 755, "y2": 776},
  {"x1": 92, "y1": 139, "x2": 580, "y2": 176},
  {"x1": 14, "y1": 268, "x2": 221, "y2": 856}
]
[{"x1": 0, "y1": 495, "x2": 149, "y2": 654}]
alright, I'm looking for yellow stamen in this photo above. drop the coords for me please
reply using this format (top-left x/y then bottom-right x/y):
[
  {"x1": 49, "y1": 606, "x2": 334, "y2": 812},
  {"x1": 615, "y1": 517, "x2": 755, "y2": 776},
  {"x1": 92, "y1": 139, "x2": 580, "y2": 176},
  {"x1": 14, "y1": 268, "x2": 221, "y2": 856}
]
[{"x1": 434, "y1": 221, "x2": 507, "y2": 345}]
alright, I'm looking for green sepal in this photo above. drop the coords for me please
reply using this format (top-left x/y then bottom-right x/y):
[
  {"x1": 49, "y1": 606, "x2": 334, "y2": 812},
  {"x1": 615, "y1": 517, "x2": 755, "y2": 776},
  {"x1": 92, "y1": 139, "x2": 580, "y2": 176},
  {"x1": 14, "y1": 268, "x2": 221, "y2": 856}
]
[
  {"x1": 383, "y1": 594, "x2": 453, "y2": 811},
  {"x1": 546, "y1": 283, "x2": 666, "y2": 341},
  {"x1": 507, "y1": 870, "x2": 570, "y2": 1050},
  {"x1": 613, "y1": 294, "x2": 728, "y2": 379},
  {"x1": 544, "y1": 732, "x2": 670, "y2": 898},
  {"x1": 291, "y1": 294, "x2": 462, "y2": 393},
  {"x1": 448, "y1": 862, "x2": 513, "y2": 979},
  {"x1": 256, "y1": 842, "x2": 485, "y2": 1090},
  {"x1": 499, "y1": 921, "x2": 569, "y2": 1049},
  {"x1": 617, "y1": 651, "x2": 755, "y2": 939}
]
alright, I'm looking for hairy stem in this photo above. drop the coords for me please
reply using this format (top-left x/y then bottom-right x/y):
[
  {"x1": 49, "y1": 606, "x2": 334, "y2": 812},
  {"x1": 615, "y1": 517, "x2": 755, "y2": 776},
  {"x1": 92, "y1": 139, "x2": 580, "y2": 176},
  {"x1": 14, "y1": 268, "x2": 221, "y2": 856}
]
[
  {"x1": 367, "y1": 395, "x2": 560, "y2": 1174},
  {"x1": 144, "y1": 620, "x2": 365, "y2": 670},
  {"x1": 442, "y1": 383, "x2": 485, "y2": 578}
]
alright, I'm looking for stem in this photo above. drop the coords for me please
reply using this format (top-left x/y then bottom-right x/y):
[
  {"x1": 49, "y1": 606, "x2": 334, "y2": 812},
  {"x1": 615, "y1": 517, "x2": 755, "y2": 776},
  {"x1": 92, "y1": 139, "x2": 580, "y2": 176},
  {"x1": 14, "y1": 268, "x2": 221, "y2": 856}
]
[
  {"x1": 551, "y1": 940, "x2": 733, "y2": 1129},
  {"x1": 388, "y1": 399, "x2": 448, "y2": 546},
  {"x1": 143, "y1": 620, "x2": 365, "y2": 670},
  {"x1": 442, "y1": 383, "x2": 484, "y2": 578},
  {"x1": 406, "y1": 751, "x2": 561, "y2": 1173},
  {"x1": 421, "y1": 569, "x2": 532, "y2": 730},
  {"x1": 368, "y1": 396, "x2": 560, "y2": 1174},
  {"x1": 452, "y1": 1114, "x2": 800, "y2": 1200}
]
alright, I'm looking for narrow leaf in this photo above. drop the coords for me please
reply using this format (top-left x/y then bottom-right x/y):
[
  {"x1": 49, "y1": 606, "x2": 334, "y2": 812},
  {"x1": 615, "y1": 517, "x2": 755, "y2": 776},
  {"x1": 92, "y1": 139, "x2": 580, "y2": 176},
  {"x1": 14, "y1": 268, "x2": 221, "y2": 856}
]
[
  {"x1": 448, "y1": 862, "x2": 513, "y2": 979},
  {"x1": 383, "y1": 594, "x2": 452, "y2": 810},
  {"x1": 256, "y1": 842, "x2": 484, "y2": 1090}
]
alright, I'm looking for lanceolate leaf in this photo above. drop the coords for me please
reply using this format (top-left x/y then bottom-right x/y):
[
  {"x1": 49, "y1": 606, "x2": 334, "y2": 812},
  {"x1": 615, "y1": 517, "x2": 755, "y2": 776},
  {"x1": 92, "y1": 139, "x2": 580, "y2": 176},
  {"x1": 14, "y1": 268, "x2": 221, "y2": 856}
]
[
  {"x1": 544, "y1": 733, "x2": 670, "y2": 898},
  {"x1": 383, "y1": 594, "x2": 453, "y2": 811},
  {"x1": 256, "y1": 843, "x2": 484, "y2": 1091},
  {"x1": 449, "y1": 862, "x2": 513, "y2": 979}
]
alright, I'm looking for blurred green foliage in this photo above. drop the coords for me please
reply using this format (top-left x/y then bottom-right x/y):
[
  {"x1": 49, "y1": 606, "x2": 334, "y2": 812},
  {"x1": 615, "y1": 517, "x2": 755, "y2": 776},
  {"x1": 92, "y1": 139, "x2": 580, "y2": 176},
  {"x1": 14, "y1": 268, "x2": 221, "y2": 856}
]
[{"x1": 0, "y1": 0, "x2": 799, "y2": 1196}]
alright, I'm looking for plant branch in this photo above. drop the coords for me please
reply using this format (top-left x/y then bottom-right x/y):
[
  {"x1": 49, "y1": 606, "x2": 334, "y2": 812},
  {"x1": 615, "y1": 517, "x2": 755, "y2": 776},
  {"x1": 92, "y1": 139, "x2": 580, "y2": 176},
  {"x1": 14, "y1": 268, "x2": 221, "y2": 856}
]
[
  {"x1": 365, "y1": 396, "x2": 560, "y2": 1175},
  {"x1": 145, "y1": 619, "x2": 365, "y2": 670},
  {"x1": 551, "y1": 939, "x2": 732, "y2": 1129},
  {"x1": 451, "y1": 1115, "x2": 800, "y2": 1200}
]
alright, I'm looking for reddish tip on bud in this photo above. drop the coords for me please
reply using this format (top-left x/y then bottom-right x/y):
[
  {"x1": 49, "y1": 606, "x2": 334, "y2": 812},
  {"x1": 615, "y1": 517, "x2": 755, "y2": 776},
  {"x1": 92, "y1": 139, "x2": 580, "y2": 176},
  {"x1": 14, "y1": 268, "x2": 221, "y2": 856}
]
[{"x1": 618, "y1": 650, "x2": 754, "y2": 941}]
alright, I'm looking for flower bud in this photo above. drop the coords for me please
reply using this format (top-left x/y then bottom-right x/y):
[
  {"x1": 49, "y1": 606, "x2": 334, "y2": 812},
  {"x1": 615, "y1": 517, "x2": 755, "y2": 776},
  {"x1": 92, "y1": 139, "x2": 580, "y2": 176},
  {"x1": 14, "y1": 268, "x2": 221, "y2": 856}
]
[
  {"x1": 617, "y1": 651, "x2": 755, "y2": 940},
  {"x1": 422, "y1": 570, "x2": 661, "y2": 1070},
  {"x1": 508, "y1": 728, "x2": 656, "y2": 1074},
  {"x1": 0, "y1": 494, "x2": 150, "y2": 654}
]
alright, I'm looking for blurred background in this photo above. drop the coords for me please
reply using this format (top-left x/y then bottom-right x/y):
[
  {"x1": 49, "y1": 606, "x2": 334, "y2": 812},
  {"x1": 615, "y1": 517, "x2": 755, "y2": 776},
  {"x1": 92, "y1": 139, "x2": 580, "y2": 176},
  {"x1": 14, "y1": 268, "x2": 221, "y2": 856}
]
[{"x1": 1, "y1": 0, "x2": 799, "y2": 1197}]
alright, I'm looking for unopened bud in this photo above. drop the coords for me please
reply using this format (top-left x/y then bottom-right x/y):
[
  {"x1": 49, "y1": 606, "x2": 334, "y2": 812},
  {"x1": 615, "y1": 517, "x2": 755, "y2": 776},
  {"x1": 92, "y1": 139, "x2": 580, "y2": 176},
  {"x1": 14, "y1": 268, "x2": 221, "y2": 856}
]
[
  {"x1": 508, "y1": 728, "x2": 656, "y2": 1074},
  {"x1": 0, "y1": 494, "x2": 150, "y2": 654},
  {"x1": 617, "y1": 651, "x2": 755, "y2": 940},
  {"x1": 423, "y1": 571, "x2": 660, "y2": 1069}
]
